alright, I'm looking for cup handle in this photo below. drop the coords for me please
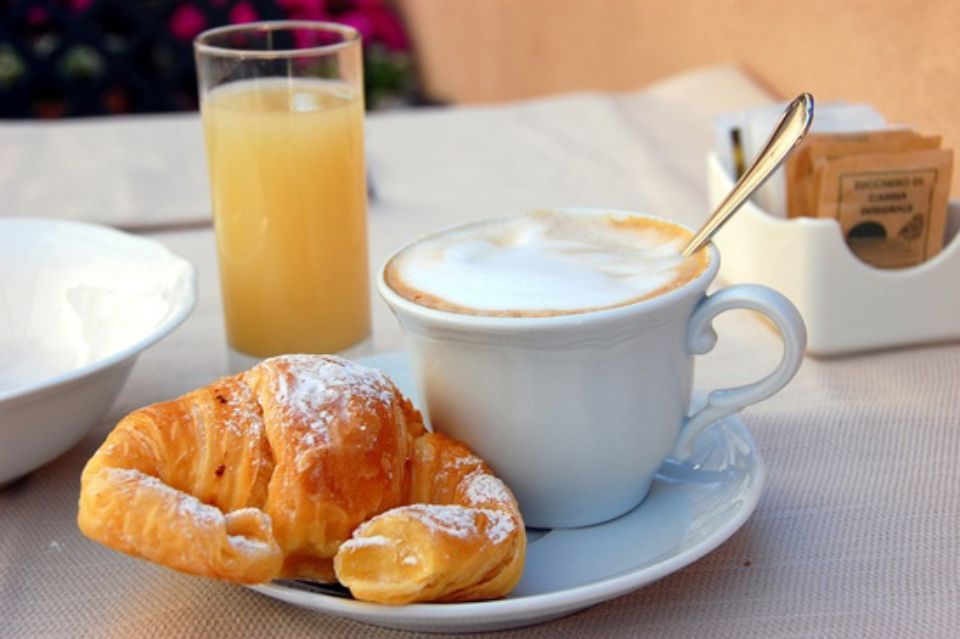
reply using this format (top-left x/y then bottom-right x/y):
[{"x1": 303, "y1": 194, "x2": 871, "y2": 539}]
[{"x1": 672, "y1": 284, "x2": 807, "y2": 459}]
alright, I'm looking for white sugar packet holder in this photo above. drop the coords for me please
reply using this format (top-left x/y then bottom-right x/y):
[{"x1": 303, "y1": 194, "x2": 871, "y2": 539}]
[{"x1": 706, "y1": 152, "x2": 960, "y2": 356}]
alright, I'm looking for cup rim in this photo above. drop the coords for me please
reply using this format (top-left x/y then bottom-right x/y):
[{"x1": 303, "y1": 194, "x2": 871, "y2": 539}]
[
  {"x1": 194, "y1": 20, "x2": 360, "y2": 59},
  {"x1": 377, "y1": 209, "x2": 721, "y2": 332}
]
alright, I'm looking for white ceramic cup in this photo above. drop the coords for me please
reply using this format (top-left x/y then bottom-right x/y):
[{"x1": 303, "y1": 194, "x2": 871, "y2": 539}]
[{"x1": 379, "y1": 209, "x2": 807, "y2": 528}]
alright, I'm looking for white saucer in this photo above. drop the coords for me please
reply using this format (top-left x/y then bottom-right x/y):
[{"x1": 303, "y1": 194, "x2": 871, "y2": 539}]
[{"x1": 249, "y1": 352, "x2": 765, "y2": 633}]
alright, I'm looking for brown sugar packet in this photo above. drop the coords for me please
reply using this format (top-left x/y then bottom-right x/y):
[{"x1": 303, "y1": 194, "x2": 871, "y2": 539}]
[
  {"x1": 787, "y1": 130, "x2": 941, "y2": 218},
  {"x1": 788, "y1": 132, "x2": 907, "y2": 218},
  {"x1": 815, "y1": 148, "x2": 953, "y2": 268},
  {"x1": 808, "y1": 133, "x2": 942, "y2": 217}
]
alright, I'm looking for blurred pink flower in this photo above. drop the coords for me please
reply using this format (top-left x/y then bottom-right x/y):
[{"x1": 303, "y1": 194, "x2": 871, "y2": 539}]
[
  {"x1": 282, "y1": 1, "x2": 328, "y2": 22},
  {"x1": 25, "y1": 6, "x2": 47, "y2": 25},
  {"x1": 169, "y1": 5, "x2": 207, "y2": 41},
  {"x1": 366, "y1": 6, "x2": 409, "y2": 50},
  {"x1": 338, "y1": 2, "x2": 410, "y2": 50},
  {"x1": 69, "y1": 0, "x2": 94, "y2": 12},
  {"x1": 277, "y1": 0, "x2": 410, "y2": 51},
  {"x1": 278, "y1": 0, "x2": 327, "y2": 13},
  {"x1": 337, "y1": 11, "x2": 374, "y2": 42},
  {"x1": 229, "y1": 1, "x2": 259, "y2": 24}
]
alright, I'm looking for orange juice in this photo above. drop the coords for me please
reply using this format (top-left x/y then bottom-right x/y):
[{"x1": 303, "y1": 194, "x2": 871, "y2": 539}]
[{"x1": 202, "y1": 79, "x2": 370, "y2": 357}]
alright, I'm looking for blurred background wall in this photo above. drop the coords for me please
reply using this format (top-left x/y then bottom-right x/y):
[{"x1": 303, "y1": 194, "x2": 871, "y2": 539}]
[{"x1": 399, "y1": 0, "x2": 960, "y2": 190}]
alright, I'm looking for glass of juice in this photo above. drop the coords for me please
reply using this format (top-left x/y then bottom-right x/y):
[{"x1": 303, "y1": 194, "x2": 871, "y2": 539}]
[{"x1": 195, "y1": 22, "x2": 370, "y2": 363}]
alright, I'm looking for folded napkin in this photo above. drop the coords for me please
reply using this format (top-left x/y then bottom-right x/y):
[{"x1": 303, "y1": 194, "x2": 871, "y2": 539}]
[
  {"x1": 0, "y1": 114, "x2": 210, "y2": 229},
  {"x1": 0, "y1": 65, "x2": 772, "y2": 233},
  {"x1": 365, "y1": 65, "x2": 774, "y2": 236}
]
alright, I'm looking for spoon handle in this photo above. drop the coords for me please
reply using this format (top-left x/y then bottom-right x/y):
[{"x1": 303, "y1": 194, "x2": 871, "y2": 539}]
[{"x1": 682, "y1": 93, "x2": 815, "y2": 257}]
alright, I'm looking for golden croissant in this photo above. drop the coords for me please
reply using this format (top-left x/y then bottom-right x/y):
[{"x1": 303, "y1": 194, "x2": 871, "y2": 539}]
[{"x1": 78, "y1": 355, "x2": 526, "y2": 604}]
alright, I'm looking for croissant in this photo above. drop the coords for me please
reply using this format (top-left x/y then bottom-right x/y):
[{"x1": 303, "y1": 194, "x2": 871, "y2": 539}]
[{"x1": 77, "y1": 355, "x2": 525, "y2": 603}]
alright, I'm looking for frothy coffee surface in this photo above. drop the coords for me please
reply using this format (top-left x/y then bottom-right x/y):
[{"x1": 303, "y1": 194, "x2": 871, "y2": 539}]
[{"x1": 385, "y1": 211, "x2": 708, "y2": 317}]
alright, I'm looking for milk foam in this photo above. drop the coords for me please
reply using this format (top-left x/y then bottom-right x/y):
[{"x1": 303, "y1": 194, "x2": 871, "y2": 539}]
[{"x1": 388, "y1": 211, "x2": 699, "y2": 315}]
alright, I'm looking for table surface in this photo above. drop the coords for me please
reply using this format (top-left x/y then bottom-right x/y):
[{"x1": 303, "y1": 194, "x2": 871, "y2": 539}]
[{"x1": 2, "y1": 66, "x2": 959, "y2": 638}]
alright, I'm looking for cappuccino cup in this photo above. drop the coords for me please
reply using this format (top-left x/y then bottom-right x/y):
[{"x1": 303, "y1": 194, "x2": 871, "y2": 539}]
[{"x1": 379, "y1": 209, "x2": 806, "y2": 528}]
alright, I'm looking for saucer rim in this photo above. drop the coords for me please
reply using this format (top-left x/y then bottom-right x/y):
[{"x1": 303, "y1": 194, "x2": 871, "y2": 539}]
[{"x1": 249, "y1": 351, "x2": 766, "y2": 626}]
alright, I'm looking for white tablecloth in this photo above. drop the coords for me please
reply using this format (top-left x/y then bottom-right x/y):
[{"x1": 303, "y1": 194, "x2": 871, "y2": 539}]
[{"x1": 2, "y1": 65, "x2": 958, "y2": 638}]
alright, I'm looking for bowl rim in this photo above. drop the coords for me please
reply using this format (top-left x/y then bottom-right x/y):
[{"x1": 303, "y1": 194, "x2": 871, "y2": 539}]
[{"x1": 0, "y1": 218, "x2": 197, "y2": 407}]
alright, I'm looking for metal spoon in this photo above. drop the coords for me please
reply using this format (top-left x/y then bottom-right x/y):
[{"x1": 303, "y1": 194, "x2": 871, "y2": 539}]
[{"x1": 681, "y1": 93, "x2": 815, "y2": 257}]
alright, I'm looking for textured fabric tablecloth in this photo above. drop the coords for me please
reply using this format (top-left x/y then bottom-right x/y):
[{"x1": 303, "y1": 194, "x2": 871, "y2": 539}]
[{"x1": 2, "y1": 66, "x2": 958, "y2": 638}]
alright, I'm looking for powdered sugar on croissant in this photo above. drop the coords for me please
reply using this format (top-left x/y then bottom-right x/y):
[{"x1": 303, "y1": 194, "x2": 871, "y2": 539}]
[{"x1": 77, "y1": 355, "x2": 526, "y2": 602}]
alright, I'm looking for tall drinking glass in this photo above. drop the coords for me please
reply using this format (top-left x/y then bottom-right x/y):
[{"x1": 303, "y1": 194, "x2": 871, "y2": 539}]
[{"x1": 195, "y1": 22, "x2": 370, "y2": 363}]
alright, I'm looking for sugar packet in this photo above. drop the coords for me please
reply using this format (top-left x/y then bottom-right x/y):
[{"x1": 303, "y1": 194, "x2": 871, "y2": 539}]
[{"x1": 814, "y1": 148, "x2": 953, "y2": 267}]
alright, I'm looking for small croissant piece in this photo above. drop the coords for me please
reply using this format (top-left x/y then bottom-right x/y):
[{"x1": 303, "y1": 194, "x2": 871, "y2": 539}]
[
  {"x1": 77, "y1": 355, "x2": 526, "y2": 602},
  {"x1": 334, "y1": 434, "x2": 526, "y2": 603}
]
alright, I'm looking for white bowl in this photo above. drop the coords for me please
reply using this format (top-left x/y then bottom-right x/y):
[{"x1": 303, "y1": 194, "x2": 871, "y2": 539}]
[{"x1": 0, "y1": 218, "x2": 195, "y2": 485}]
